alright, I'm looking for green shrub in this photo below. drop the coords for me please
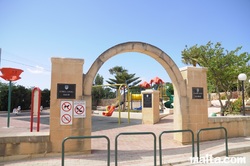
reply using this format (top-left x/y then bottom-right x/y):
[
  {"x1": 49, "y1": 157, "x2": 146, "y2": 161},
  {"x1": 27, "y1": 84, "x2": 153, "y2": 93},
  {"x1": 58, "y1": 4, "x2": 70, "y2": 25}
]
[
  {"x1": 232, "y1": 97, "x2": 242, "y2": 112},
  {"x1": 220, "y1": 95, "x2": 227, "y2": 100}
]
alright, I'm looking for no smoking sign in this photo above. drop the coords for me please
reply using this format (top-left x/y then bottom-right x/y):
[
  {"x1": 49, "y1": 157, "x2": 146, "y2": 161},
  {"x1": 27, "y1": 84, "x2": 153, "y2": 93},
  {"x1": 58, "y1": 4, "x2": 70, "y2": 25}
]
[
  {"x1": 60, "y1": 101, "x2": 73, "y2": 125},
  {"x1": 74, "y1": 100, "x2": 86, "y2": 118},
  {"x1": 61, "y1": 114, "x2": 71, "y2": 124},
  {"x1": 60, "y1": 100, "x2": 86, "y2": 125}
]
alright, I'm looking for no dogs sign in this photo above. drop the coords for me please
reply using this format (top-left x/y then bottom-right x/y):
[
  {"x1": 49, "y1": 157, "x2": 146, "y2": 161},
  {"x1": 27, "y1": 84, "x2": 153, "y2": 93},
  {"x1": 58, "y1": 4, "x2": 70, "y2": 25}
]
[
  {"x1": 60, "y1": 101, "x2": 73, "y2": 125},
  {"x1": 73, "y1": 100, "x2": 86, "y2": 118}
]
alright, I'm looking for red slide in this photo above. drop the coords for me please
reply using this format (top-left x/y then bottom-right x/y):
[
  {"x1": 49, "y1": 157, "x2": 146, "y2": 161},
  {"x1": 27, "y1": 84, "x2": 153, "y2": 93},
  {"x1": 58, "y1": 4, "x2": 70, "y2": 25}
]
[{"x1": 102, "y1": 105, "x2": 116, "y2": 116}]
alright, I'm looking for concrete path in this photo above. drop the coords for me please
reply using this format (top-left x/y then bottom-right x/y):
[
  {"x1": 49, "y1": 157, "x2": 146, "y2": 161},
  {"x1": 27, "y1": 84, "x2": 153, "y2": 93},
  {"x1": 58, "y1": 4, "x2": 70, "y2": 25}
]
[{"x1": 0, "y1": 108, "x2": 250, "y2": 165}]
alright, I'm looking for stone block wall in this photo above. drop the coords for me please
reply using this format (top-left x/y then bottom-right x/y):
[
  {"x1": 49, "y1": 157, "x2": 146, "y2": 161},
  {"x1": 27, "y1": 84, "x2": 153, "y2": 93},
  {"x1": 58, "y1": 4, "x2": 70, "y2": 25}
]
[
  {"x1": 205, "y1": 116, "x2": 250, "y2": 141},
  {"x1": 0, "y1": 134, "x2": 50, "y2": 158}
]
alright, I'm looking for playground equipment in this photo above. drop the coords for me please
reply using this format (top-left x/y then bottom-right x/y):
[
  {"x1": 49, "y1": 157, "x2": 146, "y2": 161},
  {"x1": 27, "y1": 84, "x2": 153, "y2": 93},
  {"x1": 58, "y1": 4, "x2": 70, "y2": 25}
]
[
  {"x1": 150, "y1": 77, "x2": 163, "y2": 89},
  {"x1": 103, "y1": 105, "x2": 116, "y2": 116},
  {"x1": 30, "y1": 87, "x2": 41, "y2": 132},
  {"x1": 140, "y1": 77, "x2": 175, "y2": 110},
  {"x1": 97, "y1": 77, "x2": 174, "y2": 122},
  {"x1": 139, "y1": 81, "x2": 150, "y2": 89},
  {"x1": 130, "y1": 93, "x2": 142, "y2": 110},
  {"x1": 102, "y1": 100, "x2": 124, "y2": 116},
  {"x1": 164, "y1": 87, "x2": 174, "y2": 108},
  {"x1": 150, "y1": 77, "x2": 166, "y2": 111},
  {"x1": 0, "y1": 67, "x2": 23, "y2": 127},
  {"x1": 93, "y1": 83, "x2": 131, "y2": 124},
  {"x1": 131, "y1": 94, "x2": 142, "y2": 100}
]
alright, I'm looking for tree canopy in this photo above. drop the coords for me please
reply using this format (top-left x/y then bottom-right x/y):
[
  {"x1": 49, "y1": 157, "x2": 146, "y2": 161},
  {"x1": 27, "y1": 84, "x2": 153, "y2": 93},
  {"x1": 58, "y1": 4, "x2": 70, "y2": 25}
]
[
  {"x1": 182, "y1": 41, "x2": 250, "y2": 115},
  {"x1": 0, "y1": 82, "x2": 50, "y2": 111},
  {"x1": 106, "y1": 66, "x2": 141, "y2": 88},
  {"x1": 91, "y1": 73, "x2": 116, "y2": 108},
  {"x1": 92, "y1": 74, "x2": 105, "y2": 108}
]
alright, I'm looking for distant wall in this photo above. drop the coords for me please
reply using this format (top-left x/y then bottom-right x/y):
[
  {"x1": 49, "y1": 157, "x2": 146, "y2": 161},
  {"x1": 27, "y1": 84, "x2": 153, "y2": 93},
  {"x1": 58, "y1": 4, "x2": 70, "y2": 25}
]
[
  {"x1": 209, "y1": 92, "x2": 239, "y2": 100},
  {"x1": 197, "y1": 117, "x2": 250, "y2": 141},
  {"x1": 98, "y1": 99, "x2": 116, "y2": 106}
]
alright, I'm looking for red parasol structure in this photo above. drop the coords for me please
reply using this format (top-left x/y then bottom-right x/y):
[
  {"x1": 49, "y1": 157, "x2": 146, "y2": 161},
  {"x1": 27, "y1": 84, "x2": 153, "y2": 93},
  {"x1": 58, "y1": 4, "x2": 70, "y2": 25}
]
[
  {"x1": 0, "y1": 67, "x2": 24, "y2": 128},
  {"x1": 139, "y1": 81, "x2": 151, "y2": 88},
  {"x1": 150, "y1": 76, "x2": 164, "y2": 85},
  {"x1": 0, "y1": 67, "x2": 23, "y2": 81}
]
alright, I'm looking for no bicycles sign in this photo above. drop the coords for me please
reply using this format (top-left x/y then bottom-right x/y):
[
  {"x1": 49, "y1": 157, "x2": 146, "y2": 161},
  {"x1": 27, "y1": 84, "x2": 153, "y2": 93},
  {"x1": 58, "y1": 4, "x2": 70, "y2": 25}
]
[
  {"x1": 60, "y1": 101, "x2": 73, "y2": 125},
  {"x1": 73, "y1": 100, "x2": 86, "y2": 118}
]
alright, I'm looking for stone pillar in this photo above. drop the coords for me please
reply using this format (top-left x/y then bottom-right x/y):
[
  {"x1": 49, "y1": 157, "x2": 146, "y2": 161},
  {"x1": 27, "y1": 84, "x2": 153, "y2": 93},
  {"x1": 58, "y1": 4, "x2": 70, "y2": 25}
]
[
  {"x1": 141, "y1": 90, "x2": 160, "y2": 124},
  {"x1": 50, "y1": 58, "x2": 91, "y2": 153},
  {"x1": 178, "y1": 67, "x2": 208, "y2": 143}
]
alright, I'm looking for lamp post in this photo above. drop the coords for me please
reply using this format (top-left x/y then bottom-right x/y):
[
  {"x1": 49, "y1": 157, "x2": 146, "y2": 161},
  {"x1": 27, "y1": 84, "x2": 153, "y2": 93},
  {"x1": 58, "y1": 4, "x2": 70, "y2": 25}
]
[{"x1": 238, "y1": 73, "x2": 247, "y2": 116}]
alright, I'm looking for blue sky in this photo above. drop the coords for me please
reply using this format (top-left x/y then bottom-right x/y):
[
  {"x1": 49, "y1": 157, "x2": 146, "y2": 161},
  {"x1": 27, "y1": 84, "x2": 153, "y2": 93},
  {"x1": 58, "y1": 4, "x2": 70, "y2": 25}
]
[{"x1": 0, "y1": 0, "x2": 249, "y2": 90}]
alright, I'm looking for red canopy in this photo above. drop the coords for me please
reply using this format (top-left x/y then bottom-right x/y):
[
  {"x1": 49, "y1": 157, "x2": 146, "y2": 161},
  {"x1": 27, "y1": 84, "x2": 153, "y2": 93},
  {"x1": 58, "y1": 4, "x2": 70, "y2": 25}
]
[
  {"x1": 139, "y1": 81, "x2": 150, "y2": 88},
  {"x1": 150, "y1": 77, "x2": 163, "y2": 84},
  {"x1": 0, "y1": 67, "x2": 23, "y2": 81}
]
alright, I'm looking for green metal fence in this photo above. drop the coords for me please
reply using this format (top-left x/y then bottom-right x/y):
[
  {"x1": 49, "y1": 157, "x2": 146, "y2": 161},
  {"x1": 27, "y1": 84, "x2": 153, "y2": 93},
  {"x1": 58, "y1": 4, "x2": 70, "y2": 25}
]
[
  {"x1": 61, "y1": 135, "x2": 110, "y2": 166},
  {"x1": 159, "y1": 129, "x2": 195, "y2": 166},
  {"x1": 60, "y1": 127, "x2": 229, "y2": 165},
  {"x1": 115, "y1": 132, "x2": 157, "y2": 166},
  {"x1": 197, "y1": 127, "x2": 228, "y2": 158}
]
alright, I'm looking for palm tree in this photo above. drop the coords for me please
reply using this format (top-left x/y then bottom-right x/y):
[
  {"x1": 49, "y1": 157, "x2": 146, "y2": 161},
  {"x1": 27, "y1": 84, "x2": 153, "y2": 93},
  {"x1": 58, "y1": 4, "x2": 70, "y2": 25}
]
[
  {"x1": 106, "y1": 66, "x2": 141, "y2": 88},
  {"x1": 106, "y1": 66, "x2": 141, "y2": 110}
]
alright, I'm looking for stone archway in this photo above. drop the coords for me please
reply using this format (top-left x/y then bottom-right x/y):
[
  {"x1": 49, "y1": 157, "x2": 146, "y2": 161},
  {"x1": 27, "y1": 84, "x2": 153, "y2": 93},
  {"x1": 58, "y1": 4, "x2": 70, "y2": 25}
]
[
  {"x1": 83, "y1": 41, "x2": 188, "y2": 142},
  {"x1": 49, "y1": 42, "x2": 209, "y2": 153}
]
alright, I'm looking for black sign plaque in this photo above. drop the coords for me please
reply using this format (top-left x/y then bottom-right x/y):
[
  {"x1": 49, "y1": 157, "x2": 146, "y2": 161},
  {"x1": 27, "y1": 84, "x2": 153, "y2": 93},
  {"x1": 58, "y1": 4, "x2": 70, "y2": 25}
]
[
  {"x1": 57, "y1": 84, "x2": 76, "y2": 99},
  {"x1": 143, "y1": 93, "x2": 152, "y2": 108},
  {"x1": 192, "y1": 87, "x2": 204, "y2": 99}
]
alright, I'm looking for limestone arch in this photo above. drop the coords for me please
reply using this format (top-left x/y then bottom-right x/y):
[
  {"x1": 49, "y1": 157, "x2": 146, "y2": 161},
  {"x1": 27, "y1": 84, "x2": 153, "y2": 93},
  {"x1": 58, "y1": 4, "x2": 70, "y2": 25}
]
[{"x1": 83, "y1": 42, "x2": 187, "y2": 128}]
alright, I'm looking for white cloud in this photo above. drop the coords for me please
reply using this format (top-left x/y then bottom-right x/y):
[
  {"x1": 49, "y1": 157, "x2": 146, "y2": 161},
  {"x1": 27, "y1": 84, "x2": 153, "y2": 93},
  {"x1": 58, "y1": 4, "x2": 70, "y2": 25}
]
[{"x1": 27, "y1": 65, "x2": 47, "y2": 74}]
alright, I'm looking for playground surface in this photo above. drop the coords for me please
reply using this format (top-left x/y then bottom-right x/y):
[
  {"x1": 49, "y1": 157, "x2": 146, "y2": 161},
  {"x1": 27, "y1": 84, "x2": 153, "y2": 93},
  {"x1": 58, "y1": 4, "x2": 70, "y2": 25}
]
[{"x1": 0, "y1": 108, "x2": 250, "y2": 165}]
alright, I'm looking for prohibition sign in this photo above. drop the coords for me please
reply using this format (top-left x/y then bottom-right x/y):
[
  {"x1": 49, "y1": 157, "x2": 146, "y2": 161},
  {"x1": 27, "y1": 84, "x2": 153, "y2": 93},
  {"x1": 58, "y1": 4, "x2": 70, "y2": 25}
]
[
  {"x1": 61, "y1": 114, "x2": 71, "y2": 124},
  {"x1": 75, "y1": 105, "x2": 85, "y2": 115},
  {"x1": 62, "y1": 102, "x2": 72, "y2": 112}
]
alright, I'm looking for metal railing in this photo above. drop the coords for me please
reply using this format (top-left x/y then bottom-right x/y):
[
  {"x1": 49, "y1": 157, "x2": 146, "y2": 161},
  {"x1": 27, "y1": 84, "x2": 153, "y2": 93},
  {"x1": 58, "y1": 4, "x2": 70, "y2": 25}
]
[
  {"x1": 115, "y1": 132, "x2": 157, "y2": 166},
  {"x1": 159, "y1": 129, "x2": 195, "y2": 166},
  {"x1": 197, "y1": 127, "x2": 228, "y2": 158},
  {"x1": 61, "y1": 135, "x2": 110, "y2": 166},
  {"x1": 60, "y1": 127, "x2": 229, "y2": 165}
]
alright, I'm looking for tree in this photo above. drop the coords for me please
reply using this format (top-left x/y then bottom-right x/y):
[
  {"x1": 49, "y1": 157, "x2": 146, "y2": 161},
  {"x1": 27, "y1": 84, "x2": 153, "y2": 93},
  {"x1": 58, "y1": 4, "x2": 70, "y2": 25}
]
[
  {"x1": 106, "y1": 66, "x2": 141, "y2": 110},
  {"x1": 92, "y1": 74, "x2": 105, "y2": 108},
  {"x1": 181, "y1": 44, "x2": 202, "y2": 67},
  {"x1": 0, "y1": 81, "x2": 51, "y2": 111},
  {"x1": 41, "y1": 89, "x2": 50, "y2": 108},
  {"x1": 103, "y1": 87, "x2": 116, "y2": 99},
  {"x1": 106, "y1": 66, "x2": 141, "y2": 88},
  {"x1": 182, "y1": 42, "x2": 250, "y2": 115},
  {"x1": 12, "y1": 85, "x2": 31, "y2": 110},
  {"x1": 0, "y1": 82, "x2": 31, "y2": 111},
  {"x1": 0, "y1": 82, "x2": 9, "y2": 111}
]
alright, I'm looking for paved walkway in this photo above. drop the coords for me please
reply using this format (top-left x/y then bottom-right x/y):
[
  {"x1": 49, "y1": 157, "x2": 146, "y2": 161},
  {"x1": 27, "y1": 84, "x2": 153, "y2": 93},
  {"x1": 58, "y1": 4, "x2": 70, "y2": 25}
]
[{"x1": 0, "y1": 109, "x2": 250, "y2": 165}]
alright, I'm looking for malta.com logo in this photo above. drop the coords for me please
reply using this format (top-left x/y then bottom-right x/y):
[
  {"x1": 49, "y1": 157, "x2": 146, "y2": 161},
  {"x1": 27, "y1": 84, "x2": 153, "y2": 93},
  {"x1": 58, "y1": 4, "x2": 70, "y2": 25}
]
[{"x1": 190, "y1": 154, "x2": 246, "y2": 164}]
